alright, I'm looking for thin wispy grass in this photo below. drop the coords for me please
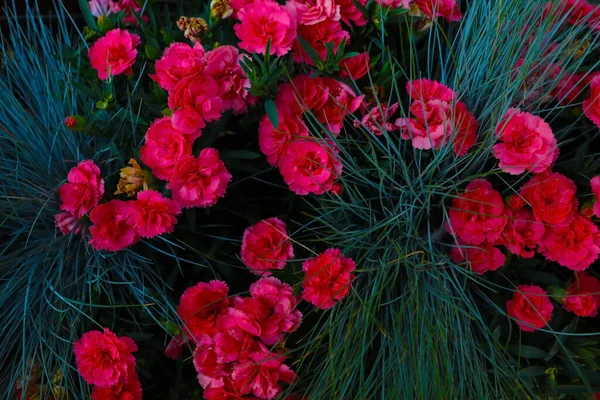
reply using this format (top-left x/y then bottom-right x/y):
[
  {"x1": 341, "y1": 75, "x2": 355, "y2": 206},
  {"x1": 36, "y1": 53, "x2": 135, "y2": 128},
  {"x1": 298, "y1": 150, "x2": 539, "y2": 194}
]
[
  {"x1": 0, "y1": 2, "x2": 179, "y2": 397},
  {"x1": 292, "y1": 1, "x2": 600, "y2": 398}
]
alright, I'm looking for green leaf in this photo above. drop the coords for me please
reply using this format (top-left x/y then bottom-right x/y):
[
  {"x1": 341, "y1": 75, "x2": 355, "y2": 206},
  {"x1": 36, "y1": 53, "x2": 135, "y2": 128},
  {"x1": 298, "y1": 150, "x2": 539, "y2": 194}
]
[
  {"x1": 78, "y1": 0, "x2": 99, "y2": 30},
  {"x1": 297, "y1": 36, "x2": 323, "y2": 66},
  {"x1": 517, "y1": 366, "x2": 546, "y2": 378},
  {"x1": 145, "y1": 45, "x2": 160, "y2": 60},
  {"x1": 554, "y1": 385, "x2": 596, "y2": 394},
  {"x1": 264, "y1": 99, "x2": 279, "y2": 129},
  {"x1": 508, "y1": 344, "x2": 549, "y2": 359}
]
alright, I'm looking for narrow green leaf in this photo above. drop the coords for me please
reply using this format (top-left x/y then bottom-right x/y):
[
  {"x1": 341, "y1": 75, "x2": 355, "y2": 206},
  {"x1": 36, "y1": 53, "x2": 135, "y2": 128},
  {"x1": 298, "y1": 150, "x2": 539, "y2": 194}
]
[
  {"x1": 78, "y1": 0, "x2": 99, "y2": 30},
  {"x1": 297, "y1": 37, "x2": 323, "y2": 65},
  {"x1": 221, "y1": 150, "x2": 261, "y2": 160},
  {"x1": 517, "y1": 366, "x2": 546, "y2": 378},
  {"x1": 508, "y1": 344, "x2": 549, "y2": 359},
  {"x1": 265, "y1": 99, "x2": 279, "y2": 129}
]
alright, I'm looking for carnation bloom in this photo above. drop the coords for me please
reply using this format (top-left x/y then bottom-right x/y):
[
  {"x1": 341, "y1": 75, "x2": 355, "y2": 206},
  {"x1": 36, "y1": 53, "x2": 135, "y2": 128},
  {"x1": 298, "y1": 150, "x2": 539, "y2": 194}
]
[
  {"x1": 506, "y1": 285, "x2": 554, "y2": 332},
  {"x1": 241, "y1": 218, "x2": 294, "y2": 276},
  {"x1": 396, "y1": 79, "x2": 477, "y2": 156},
  {"x1": 127, "y1": 190, "x2": 181, "y2": 238},
  {"x1": 167, "y1": 149, "x2": 232, "y2": 208},
  {"x1": 279, "y1": 139, "x2": 342, "y2": 196},
  {"x1": 150, "y1": 42, "x2": 205, "y2": 92},
  {"x1": 557, "y1": 0, "x2": 600, "y2": 31},
  {"x1": 288, "y1": 0, "x2": 340, "y2": 25},
  {"x1": 583, "y1": 75, "x2": 600, "y2": 129},
  {"x1": 591, "y1": 176, "x2": 600, "y2": 218},
  {"x1": 139, "y1": 116, "x2": 196, "y2": 181},
  {"x1": 519, "y1": 172, "x2": 578, "y2": 226},
  {"x1": 294, "y1": 20, "x2": 350, "y2": 65},
  {"x1": 203, "y1": 45, "x2": 253, "y2": 114},
  {"x1": 89, "y1": 200, "x2": 139, "y2": 252},
  {"x1": 55, "y1": 211, "x2": 81, "y2": 235},
  {"x1": 450, "y1": 242, "x2": 505, "y2": 274},
  {"x1": 213, "y1": 307, "x2": 263, "y2": 363},
  {"x1": 563, "y1": 273, "x2": 600, "y2": 317},
  {"x1": 317, "y1": 78, "x2": 363, "y2": 134},
  {"x1": 74, "y1": 328, "x2": 138, "y2": 387},
  {"x1": 538, "y1": 214, "x2": 600, "y2": 271},
  {"x1": 447, "y1": 179, "x2": 507, "y2": 245},
  {"x1": 234, "y1": 0, "x2": 297, "y2": 56},
  {"x1": 59, "y1": 160, "x2": 105, "y2": 218},
  {"x1": 168, "y1": 75, "x2": 223, "y2": 134},
  {"x1": 492, "y1": 108, "x2": 558, "y2": 175},
  {"x1": 413, "y1": 0, "x2": 463, "y2": 22},
  {"x1": 337, "y1": 0, "x2": 368, "y2": 26},
  {"x1": 177, "y1": 280, "x2": 230, "y2": 338},
  {"x1": 248, "y1": 277, "x2": 302, "y2": 344},
  {"x1": 231, "y1": 347, "x2": 295, "y2": 399},
  {"x1": 91, "y1": 371, "x2": 143, "y2": 400},
  {"x1": 89, "y1": 0, "x2": 119, "y2": 17},
  {"x1": 498, "y1": 207, "x2": 545, "y2": 258},
  {"x1": 193, "y1": 335, "x2": 230, "y2": 389},
  {"x1": 353, "y1": 102, "x2": 399, "y2": 136},
  {"x1": 258, "y1": 110, "x2": 309, "y2": 166},
  {"x1": 88, "y1": 29, "x2": 140, "y2": 80},
  {"x1": 338, "y1": 52, "x2": 370, "y2": 79},
  {"x1": 302, "y1": 248, "x2": 356, "y2": 309}
]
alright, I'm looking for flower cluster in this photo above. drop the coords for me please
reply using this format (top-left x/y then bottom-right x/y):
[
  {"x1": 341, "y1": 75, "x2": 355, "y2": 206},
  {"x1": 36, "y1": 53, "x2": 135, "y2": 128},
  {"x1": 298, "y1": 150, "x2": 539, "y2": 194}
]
[
  {"x1": 174, "y1": 279, "x2": 299, "y2": 399},
  {"x1": 74, "y1": 328, "x2": 142, "y2": 399}
]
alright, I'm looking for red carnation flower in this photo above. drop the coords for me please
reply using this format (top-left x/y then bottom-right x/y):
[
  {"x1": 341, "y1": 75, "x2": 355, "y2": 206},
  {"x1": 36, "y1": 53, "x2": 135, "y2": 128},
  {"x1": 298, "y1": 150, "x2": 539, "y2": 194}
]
[
  {"x1": 74, "y1": 328, "x2": 137, "y2": 387},
  {"x1": 519, "y1": 172, "x2": 578, "y2": 226},
  {"x1": 89, "y1": 200, "x2": 139, "y2": 252},
  {"x1": 506, "y1": 285, "x2": 554, "y2": 332},
  {"x1": 302, "y1": 248, "x2": 356, "y2": 309},
  {"x1": 127, "y1": 190, "x2": 181, "y2": 238},
  {"x1": 450, "y1": 242, "x2": 505, "y2": 274},
  {"x1": 59, "y1": 160, "x2": 105, "y2": 218},
  {"x1": 241, "y1": 218, "x2": 294, "y2": 276},
  {"x1": 91, "y1": 371, "x2": 143, "y2": 400},
  {"x1": 498, "y1": 207, "x2": 545, "y2": 258},
  {"x1": 447, "y1": 179, "x2": 507, "y2": 245},
  {"x1": 563, "y1": 273, "x2": 600, "y2": 317},
  {"x1": 177, "y1": 280, "x2": 230, "y2": 338}
]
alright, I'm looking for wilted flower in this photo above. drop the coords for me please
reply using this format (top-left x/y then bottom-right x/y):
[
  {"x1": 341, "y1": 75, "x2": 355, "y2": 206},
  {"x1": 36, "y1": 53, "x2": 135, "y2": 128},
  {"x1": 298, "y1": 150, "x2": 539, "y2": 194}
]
[
  {"x1": 177, "y1": 16, "x2": 209, "y2": 43},
  {"x1": 210, "y1": 0, "x2": 233, "y2": 19},
  {"x1": 115, "y1": 159, "x2": 152, "y2": 197}
]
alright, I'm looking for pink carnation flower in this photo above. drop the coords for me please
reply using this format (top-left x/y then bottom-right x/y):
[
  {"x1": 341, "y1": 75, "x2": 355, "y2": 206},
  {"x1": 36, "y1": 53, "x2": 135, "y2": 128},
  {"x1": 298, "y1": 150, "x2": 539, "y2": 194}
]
[
  {"x1": 591, "y1": 176, "x2": 600, "y2": 218},
  {"x1": 234, "y1": 0, "x2": 297, "y2": 56},
  {"x1": 302, "y1": 248, "x2": 356, "y2": 309},
  {"x1": 450, "y1": 242, "x2": 505, "y2": 274},
  {"x1": 447, "y1": 179, "x2": 507, "y2": 245},
  {"x1": 317, "y1": 78, "x2": 363, "y2": 134},
  {"x1": 396, "y1": 79, "x2": 477, "y2": 156},
  {"x1": 338, "y1": 52, "x2": 370, "y2": 79},
  {"x1": 538, "y1": 214, "x2": 600, "y2": 271},
  {"x1": 231, "y1": 347, "x2": 295, "y2": 399},
  {"x1": 241, "y1": 218, "x2": 294, "y2": 276},
  {"x1": 584, "y1": 75, "x2": 600, "y2": 129},
  {"x1": 213, "y1": 307, "x2": 263, "y2": 363},
  {"x1": 74, "y1": 328, "x2": 137, "y2": 387},
  {"x1": 88, "y1": 0, "x2": 119, "y2": 17},
  {"x1": 492, "y1": 108, "x2": 558, "y2": 175},
  {"x1": 279, "y1": 139, "x2": 342, "y2": 196},
  {"x1": 258, "y1": 110, "x2": 309, "y2": 166},
  {"x1": 168, "y1": 75, "x2": 223, "y2": 134},
  {"x1": 563, "y1": 273, "x2": 600, "y2": 317},
  {"x1": 127, "y1": 190, "x2": 181, "y2": 238},
  {"x1": 507, "y1": 285, "x2": 554, "y2": 332},
  {"x1": 54, "y1": 211, "x2": 82, "y2": 235},
  {"x1": 91, "y1": 371, "x2": 143, "y2": 400},
  {"x1": 413, "y1": 0, "x2": 463, "y2": 22},
  {"x1": 294, "y1": 19, "x2": 350, "y2": 65},
  {"x1": 88, "y1": 29, "x2": 140, "y2": 80},
  {"x1": 59, "y1": 160, "x2": 105, "y2": 218},
  {"x1": 150, "y1": 42, "x2": 205, "y2": 92},
  {"x1": 498, "y1": 207, "x2": 545, "y2": 258},
  {"x1": 337, "y1": 0, "x2": 368, "y2": 26},
  {"x1": 520, "y1": 172, "x2": 578, "y2": 226},
  {"x1": 354, "y1": 102, "x2": 399, "y2": 136},
  {"x1": 288, "y1": 0, "x2": 340, "y2": 25},
  {"x1": 203, "y1": 45, "x2": 253, "y2": 114},
  {"x1": 167, "y1": 149, "x2": 232, "y2": 208},
  {"x1": 139, "y1": 116, "x2": 197, "y2": 181},
  {"x1": 248, "y1": 277, "x2": 302, "y2": 345},
  {"x1": 193, "y1": 335, "x2": 230, "y2": 390},
  {"x1": 89, "y1": 200, "x2": 139, "y2": 252},
  {"x1": 177, "y1": 280, "x2": 230, "y2": 338}
]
